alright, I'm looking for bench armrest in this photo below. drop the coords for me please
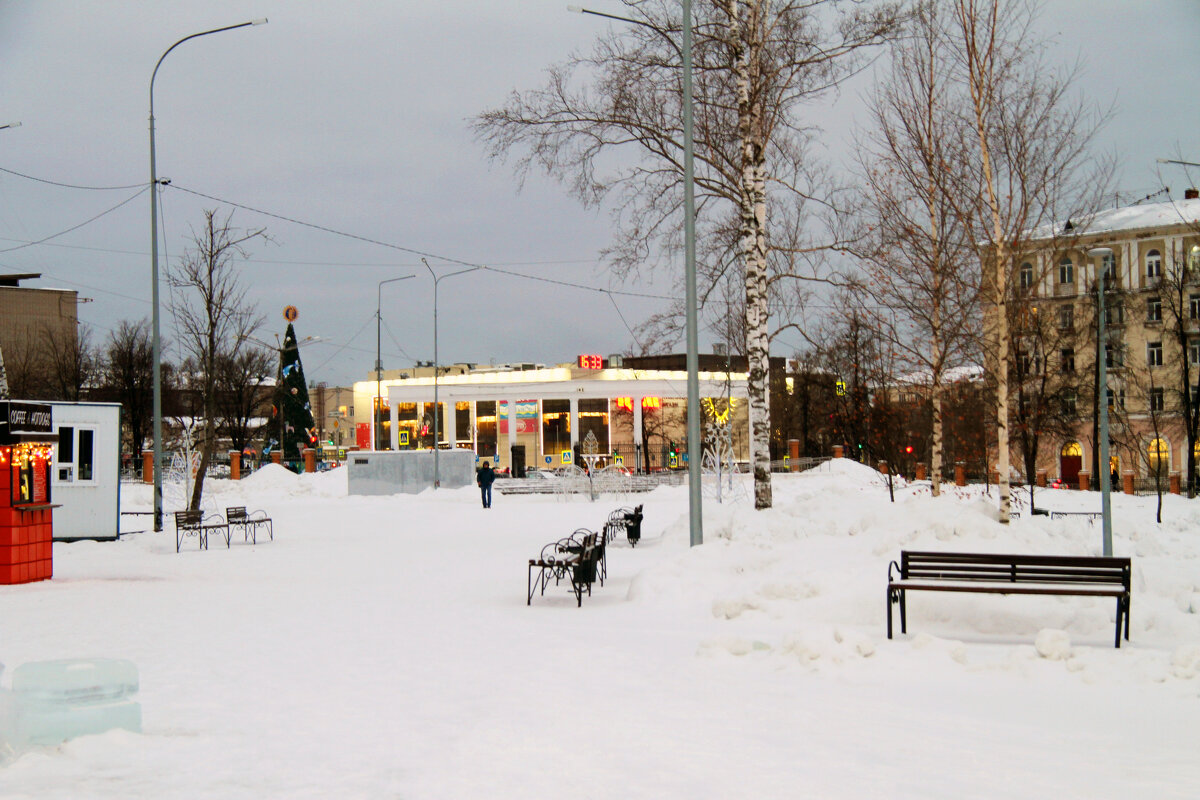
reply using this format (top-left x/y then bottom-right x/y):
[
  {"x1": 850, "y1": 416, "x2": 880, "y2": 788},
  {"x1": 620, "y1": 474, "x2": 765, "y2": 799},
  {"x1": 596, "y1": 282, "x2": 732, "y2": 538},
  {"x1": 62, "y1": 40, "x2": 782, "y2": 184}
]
[{"x1": 887, "y1": 559, "x2": 901, "y2": 583}]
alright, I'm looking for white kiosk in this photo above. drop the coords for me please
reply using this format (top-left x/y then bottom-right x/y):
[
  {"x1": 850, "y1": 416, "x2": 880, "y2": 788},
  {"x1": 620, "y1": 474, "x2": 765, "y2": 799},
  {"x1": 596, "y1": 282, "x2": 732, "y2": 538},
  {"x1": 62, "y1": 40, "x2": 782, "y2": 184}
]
[{"x1": 49, "y1": 402, "x2": 121, "y2": 542}]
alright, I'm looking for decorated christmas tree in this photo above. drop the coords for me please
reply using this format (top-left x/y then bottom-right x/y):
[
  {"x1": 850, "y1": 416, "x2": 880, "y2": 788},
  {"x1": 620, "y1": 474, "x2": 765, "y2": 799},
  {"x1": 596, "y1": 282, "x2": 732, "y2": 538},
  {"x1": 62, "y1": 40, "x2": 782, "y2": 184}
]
[{"x1": 274, "y1": 323, "x2": 317, "y2": 464}]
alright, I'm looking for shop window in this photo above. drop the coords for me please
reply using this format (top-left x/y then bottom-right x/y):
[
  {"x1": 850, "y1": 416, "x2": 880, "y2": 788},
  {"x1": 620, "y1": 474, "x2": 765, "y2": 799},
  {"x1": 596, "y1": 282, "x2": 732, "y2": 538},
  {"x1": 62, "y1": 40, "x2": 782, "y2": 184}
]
[
  {"x1": 54, "y1": 426, "x2": 95, "y2": 482},
  {"x1": 78, "y1": 429, "x2": 94, "y2": 481}
]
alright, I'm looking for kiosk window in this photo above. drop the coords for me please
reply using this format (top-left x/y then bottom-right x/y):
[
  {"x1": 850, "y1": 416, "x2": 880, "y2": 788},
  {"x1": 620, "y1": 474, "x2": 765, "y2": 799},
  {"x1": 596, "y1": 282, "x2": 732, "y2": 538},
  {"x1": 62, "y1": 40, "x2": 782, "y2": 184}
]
[
  {"x1": 78, "y1": 429, "x2": 94, "y2": 481},
  {"x1": 58, "y1": 426, "x2": 74, "y2": 464}
]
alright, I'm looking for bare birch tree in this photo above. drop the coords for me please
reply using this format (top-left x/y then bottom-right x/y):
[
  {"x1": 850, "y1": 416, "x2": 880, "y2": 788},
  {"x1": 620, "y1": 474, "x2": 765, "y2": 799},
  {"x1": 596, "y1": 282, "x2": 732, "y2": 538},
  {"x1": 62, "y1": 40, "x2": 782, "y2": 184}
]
[
  {"x1": 168, "y1": 209, "x2": 268, "y2": 510},
  {"x1": 857, "y1": 0, "x2": 979, "y2": 496},
  {"x1": 475, "y1": 0, "x2": 899, "y2": 508},
  {"x1": 944, "y1": 0, "x2": 1110, "y2": 522}
]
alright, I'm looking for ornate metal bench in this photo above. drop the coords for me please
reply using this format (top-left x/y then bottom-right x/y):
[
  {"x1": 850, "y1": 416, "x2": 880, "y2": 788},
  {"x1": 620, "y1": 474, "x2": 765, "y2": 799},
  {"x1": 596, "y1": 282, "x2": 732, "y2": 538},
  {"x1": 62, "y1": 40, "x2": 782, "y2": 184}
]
[
  {"x1": 527, "y1": 530, "x2": 600, "y2": 607},
  {"x1": 226, "y1": 506, "x2": 274, "y2": 544},
  {"x1": 173, "y1": 510, "x2": 230, "y2": 553},
  {"x1": 887, "y1": 550, "x2": 1132, "y2": 647}
]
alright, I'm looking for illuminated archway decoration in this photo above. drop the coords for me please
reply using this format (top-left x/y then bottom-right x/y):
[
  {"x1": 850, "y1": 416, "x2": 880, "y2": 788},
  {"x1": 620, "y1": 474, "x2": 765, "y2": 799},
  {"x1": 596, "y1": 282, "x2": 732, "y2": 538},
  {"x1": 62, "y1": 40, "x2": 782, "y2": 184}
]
[
  {"x1": 702, "y1": 397, "x2": 737, "y2": 425},
  {"x1": 1061, "y1": 441, "x2": 1082, "y2": 457}
]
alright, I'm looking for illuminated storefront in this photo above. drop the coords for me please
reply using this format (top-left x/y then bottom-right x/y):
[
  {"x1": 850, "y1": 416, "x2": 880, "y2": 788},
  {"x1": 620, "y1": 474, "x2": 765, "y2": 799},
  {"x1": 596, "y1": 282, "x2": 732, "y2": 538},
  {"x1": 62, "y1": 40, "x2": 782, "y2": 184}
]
[{"x1": 354, "y1": 361, "x2": 750, "y2": 473}]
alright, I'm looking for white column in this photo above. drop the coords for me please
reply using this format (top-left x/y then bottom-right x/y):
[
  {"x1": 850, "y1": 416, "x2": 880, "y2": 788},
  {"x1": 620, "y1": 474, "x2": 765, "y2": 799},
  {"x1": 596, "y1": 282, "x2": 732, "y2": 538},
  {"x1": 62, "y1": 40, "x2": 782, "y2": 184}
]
[
  {"x1": 569, "y1": 397, "x2": 580, "y2": 449},
  {"x1": 537, "y1": 398, "x2": 545, "y2": 467},
  {"x1": 470, "y1": 401, "x2": 478, "y2": 454},
  {"x1": 633, "y1": 396, "x2": 644, "y2": 471},
  {"x1": 389, "y1": 403, "x2": 399, "y2": 450},
  {"x1": 448, "y1": 398, "x2": 458, "y2": 449},
  {"x1": 506, "y1": 398, "x2": 517, "y2": 464}
]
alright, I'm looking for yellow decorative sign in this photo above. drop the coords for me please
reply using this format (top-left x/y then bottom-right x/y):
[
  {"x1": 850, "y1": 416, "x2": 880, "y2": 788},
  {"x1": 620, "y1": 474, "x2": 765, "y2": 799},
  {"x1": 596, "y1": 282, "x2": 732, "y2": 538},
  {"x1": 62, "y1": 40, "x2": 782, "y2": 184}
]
[
  {"x1": 283, "y1": 305, "x2": 299, "y2": 322},
  {"x1": 399, "y1": 430, "x2": 410, "y2": 446},
  {"x1": 561, "y1": 450, "x2": 572, "y2": 464}
]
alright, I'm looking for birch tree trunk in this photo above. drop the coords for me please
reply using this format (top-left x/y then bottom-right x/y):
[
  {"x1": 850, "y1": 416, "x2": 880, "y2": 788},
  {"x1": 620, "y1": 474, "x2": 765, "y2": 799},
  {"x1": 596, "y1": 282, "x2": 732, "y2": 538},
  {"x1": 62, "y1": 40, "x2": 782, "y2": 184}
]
[
  {"x1": 955, "y1": 0, "x2": 1011, "y2": 523},
  {"x1": 729, "y1": 0, "x2": 774, "y2": 509}
]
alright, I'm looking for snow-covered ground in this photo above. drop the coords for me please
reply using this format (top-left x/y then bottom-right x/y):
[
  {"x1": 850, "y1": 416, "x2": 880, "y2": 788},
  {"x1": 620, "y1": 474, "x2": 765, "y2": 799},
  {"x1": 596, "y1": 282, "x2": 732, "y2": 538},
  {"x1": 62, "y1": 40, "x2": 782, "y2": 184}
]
[{"x1": 1, "y1": 459, "x2": 1197, "y2": 799}]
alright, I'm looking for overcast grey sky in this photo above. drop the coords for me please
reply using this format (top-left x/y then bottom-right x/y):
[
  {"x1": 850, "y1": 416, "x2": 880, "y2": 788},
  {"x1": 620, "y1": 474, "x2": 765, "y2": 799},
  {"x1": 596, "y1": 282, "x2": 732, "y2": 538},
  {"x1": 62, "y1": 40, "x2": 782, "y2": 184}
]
[{"x1": 1, "y1": 0, "x2": 1197, "y2": 387}]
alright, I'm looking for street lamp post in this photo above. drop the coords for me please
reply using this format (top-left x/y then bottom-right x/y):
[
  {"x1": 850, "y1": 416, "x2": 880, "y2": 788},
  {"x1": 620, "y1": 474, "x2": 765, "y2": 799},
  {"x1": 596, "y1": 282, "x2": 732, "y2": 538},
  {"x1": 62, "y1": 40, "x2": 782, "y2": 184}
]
[
  {"x1": 149, "y1": 18, "x2": 266, "y2": 532},
  {"x1": 1087, "y1": 246, "x2": 1114, "y2": 556},
  {"x1": 421, "y1": 259, "x2": 480, "y2": 488},
  {"x1": 376, "y1": 275, "x2": 416, "y2": 450},
  {"x1": 569, "y1": 2, "x2": 701, "y2": 546}
]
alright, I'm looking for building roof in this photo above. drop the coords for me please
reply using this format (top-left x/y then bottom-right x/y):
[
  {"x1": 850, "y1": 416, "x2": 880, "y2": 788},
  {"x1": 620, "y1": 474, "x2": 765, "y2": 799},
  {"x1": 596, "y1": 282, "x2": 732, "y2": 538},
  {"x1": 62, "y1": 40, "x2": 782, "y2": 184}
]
[
  {"x1": 1033, "y1": 198, "x2": 1200, "y2": 241},
  {"x1": 0, "y1": 273, "x2": 42, "y2": 287}
]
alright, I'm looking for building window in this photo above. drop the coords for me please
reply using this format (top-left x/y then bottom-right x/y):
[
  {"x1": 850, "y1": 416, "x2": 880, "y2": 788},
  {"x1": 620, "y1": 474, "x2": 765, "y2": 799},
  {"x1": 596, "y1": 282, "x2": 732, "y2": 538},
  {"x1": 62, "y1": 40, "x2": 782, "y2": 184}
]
[
  {"x1": 1191, "y1": 339, "x2": 1200, "y2": 365},
  {"x1": 1057, "y1": 305, "x2": 1074, "y2": 330},
  {"x1": 1150, "y1": 388, "x2": 1165, "y2": 413},
  {"x1": 1190, "y1": 294, "x2": 1200, "y2": 320},
  {"x1": 1061, "y1": 392, "x2": 1077, "y2": 416},
  {"x1": 1060, "y1": 348, "x2": 1075, "y2": 373},
  {"x1": 1190, "y1": 245, "x2": 1200, "y2": 273},
  {"x1": 1102, "y1": 251, "x2": 1117, "y2": 282},
  {"x1": 1146, "y1": 249, "x2": 1162, "y2": 280},
  {"x1": 1058, "y1": 258, "x2": 1074, "y2": 285},
  {"x1": 1147, "y1": 341, "x2": 1163, "y2": 367},
  {"x1": 1106, "y1": 387, "x2": 1125, "y2": 409},
  {"x1": 1019, "y1": 262, "x2": 1034, "y2": 290},
  {"x1": 1147, "y1": 296, "x2": 1162, "y2": 322},
  {"x1": 1105, "y1": 343, "x2": 1123, "y2": 369},
  {"x1": 1104, "y1": 299, "x2": 1124, "y2": 325}
]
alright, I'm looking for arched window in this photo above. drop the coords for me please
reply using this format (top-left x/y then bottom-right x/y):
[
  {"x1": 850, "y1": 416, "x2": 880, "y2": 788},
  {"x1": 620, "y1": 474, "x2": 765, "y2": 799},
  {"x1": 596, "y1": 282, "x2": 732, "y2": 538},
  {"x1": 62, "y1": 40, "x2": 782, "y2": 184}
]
[
  {"x1": 1189, "y1": 245, "x2": 1200, "y2": 273},
  {"x1": 1019, "y1": 262, "x2": 1034, "y2": 289},
  {"x1": 1146, "y1": 249, "x2": 1162, "y2": 279},
  {"x1": 1148, "y1": 438, "x2": 1169, "y2": 477},
  {"x1": 1061, "y1": 442, "x2": 1082, "y2": 457}
]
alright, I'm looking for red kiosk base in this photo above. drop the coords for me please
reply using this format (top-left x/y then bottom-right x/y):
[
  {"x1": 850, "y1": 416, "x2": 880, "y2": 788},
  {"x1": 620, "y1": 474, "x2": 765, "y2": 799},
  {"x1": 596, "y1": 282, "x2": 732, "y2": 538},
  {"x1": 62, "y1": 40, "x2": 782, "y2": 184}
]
[{"x1": 0, "y1": 402, "x2": 57, "y2": 585}]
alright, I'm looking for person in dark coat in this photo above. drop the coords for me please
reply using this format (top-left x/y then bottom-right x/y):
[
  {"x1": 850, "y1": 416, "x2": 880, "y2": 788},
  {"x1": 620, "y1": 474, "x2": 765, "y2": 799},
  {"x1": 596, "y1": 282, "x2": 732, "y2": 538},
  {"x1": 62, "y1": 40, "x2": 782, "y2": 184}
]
[{"x1": 476, "y1": 461, "x2": 496, "y2": 508}]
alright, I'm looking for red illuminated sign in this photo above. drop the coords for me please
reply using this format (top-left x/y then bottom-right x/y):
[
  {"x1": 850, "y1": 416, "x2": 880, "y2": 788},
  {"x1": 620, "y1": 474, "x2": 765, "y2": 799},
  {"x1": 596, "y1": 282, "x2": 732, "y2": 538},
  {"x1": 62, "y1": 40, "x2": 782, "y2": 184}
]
[{"x1": 577, "y1": 354, "x2": 604, "y2": 370}]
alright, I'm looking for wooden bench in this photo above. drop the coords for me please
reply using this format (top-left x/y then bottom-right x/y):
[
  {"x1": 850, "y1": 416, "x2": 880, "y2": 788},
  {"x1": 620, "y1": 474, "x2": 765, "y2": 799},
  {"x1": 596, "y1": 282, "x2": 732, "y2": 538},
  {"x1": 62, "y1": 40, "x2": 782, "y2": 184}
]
[
  {"x1": 1049, "y1": 511, "x2": 1104, "y2": 521},
  {"x1": 887, "y1": 550, "x2": 1132, "y2": 648},
  {"x1": 173, "y1": 510, "x2": 230, "y2": 553},
  {"x1": 226, "y1": 506, "x2": 274, "y2": 544},
  {"x1": 527, "y1": 530, "x2": 600, "y2": 607}
]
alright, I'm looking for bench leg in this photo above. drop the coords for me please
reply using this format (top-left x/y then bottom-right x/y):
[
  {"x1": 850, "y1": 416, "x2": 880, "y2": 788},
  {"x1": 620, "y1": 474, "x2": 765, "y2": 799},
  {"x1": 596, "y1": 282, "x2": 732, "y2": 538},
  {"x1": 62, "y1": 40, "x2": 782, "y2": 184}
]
[
  {"x1": 886, "y1": 589, "x2": 893, "y2": 639},
  {"x1": 899, "y1": 589, "x2": 907, "y2": 634},
  {"x1": 199, "y1": 529, "x2": 207, "y2": 551}
]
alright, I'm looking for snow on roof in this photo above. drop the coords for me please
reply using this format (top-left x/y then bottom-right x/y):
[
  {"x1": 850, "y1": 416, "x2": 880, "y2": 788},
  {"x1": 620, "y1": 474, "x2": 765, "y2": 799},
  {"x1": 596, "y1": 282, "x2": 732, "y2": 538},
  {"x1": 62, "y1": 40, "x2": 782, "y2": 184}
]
[{"x1": 1032, "y1": 197, "x2": 1200, "y2": 241}]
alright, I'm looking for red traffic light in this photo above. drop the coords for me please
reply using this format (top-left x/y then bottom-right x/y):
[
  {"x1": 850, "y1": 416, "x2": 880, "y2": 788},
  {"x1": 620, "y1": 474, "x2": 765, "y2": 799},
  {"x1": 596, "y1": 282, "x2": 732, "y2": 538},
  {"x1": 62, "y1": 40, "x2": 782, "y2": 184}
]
[{"x1": 905, "y1": 445, "x2": 914, "y2": 454}]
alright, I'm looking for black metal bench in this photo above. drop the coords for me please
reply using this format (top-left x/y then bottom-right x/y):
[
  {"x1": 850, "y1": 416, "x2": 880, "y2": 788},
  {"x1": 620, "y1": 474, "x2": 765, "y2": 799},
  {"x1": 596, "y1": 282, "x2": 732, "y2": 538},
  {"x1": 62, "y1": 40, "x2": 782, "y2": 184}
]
[
  {"x1": 1049, "y1": 511, "x2": 1104, "y2": 521},
  {"x1": 887, "y1": 550, "x2": 1132, "y2": 648},
  {"x1": 527, "y1": 530, "x2": 600, "y2": 607},
  {"x1": 605, "y1": 504, "x2": 643, "y2": 547},
  {"x1": 226, "y1": 506, "x2": 274, "y2": 544},
  {"x1": 173, "y1": 510, "x2": 230, "y2": 553}
]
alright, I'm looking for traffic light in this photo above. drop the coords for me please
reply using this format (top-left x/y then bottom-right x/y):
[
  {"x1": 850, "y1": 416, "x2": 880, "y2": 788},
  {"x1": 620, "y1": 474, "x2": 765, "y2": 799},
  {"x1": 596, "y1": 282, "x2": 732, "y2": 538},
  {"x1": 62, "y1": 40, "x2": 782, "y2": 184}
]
[{"x1": 905, "y1": 445, "x2": 914, "y2": 455}]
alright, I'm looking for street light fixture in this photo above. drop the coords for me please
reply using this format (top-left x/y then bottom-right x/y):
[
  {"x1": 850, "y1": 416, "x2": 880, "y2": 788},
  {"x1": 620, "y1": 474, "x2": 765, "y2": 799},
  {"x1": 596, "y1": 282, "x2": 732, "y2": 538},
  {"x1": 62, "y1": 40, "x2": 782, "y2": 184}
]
[
  {"x1": 421, "y1": 258, "x2": 480, "y2": 488},
  {"x1": 149, "y1": 18, "x2": 266, "y2": 532},
  {"x1": 376, "y1": 275, "x2": 416, "y2": 450},
  {"x1": 1087, "y1": 246, "x2": 1114, "y2": 556},
  {"x1": 569, "y1": 3, "x2": 701, "y2": 546},
  {"x1": 0, "y1": 122, "x2": 20, "y2": 131}
]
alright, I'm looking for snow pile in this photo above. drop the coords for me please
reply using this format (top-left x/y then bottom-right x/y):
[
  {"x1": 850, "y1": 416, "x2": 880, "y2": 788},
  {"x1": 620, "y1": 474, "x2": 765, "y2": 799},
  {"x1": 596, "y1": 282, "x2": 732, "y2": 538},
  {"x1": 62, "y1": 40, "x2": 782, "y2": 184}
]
[{"x1": 1, "y1": 461, "x2": 1196, "y2": 798}]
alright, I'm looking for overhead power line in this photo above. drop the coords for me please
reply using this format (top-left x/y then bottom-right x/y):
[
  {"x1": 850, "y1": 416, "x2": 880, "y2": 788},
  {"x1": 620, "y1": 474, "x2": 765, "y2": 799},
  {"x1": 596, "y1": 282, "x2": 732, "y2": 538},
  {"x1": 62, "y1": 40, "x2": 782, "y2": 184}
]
[
  {"x1": 0, "y1": 187, "x2": 148, "y2": 253},
  {"x1": 0, "y1": 164, "x2": 145, "y2": 191}
]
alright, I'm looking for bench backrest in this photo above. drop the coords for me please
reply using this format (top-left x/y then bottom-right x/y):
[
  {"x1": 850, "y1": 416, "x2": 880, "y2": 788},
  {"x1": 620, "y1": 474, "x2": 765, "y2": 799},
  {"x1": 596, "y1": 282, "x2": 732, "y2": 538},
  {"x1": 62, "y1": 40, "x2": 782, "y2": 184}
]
[
  {"x1": 226, "y1": 507, "x2": 248, "y2": 522},
  {"x1": 174, "y1": 510, "x2": 202, "y2": 527},
  {"x1": 901, "y1": 551, "x2": 1130, "y2": 588}
]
